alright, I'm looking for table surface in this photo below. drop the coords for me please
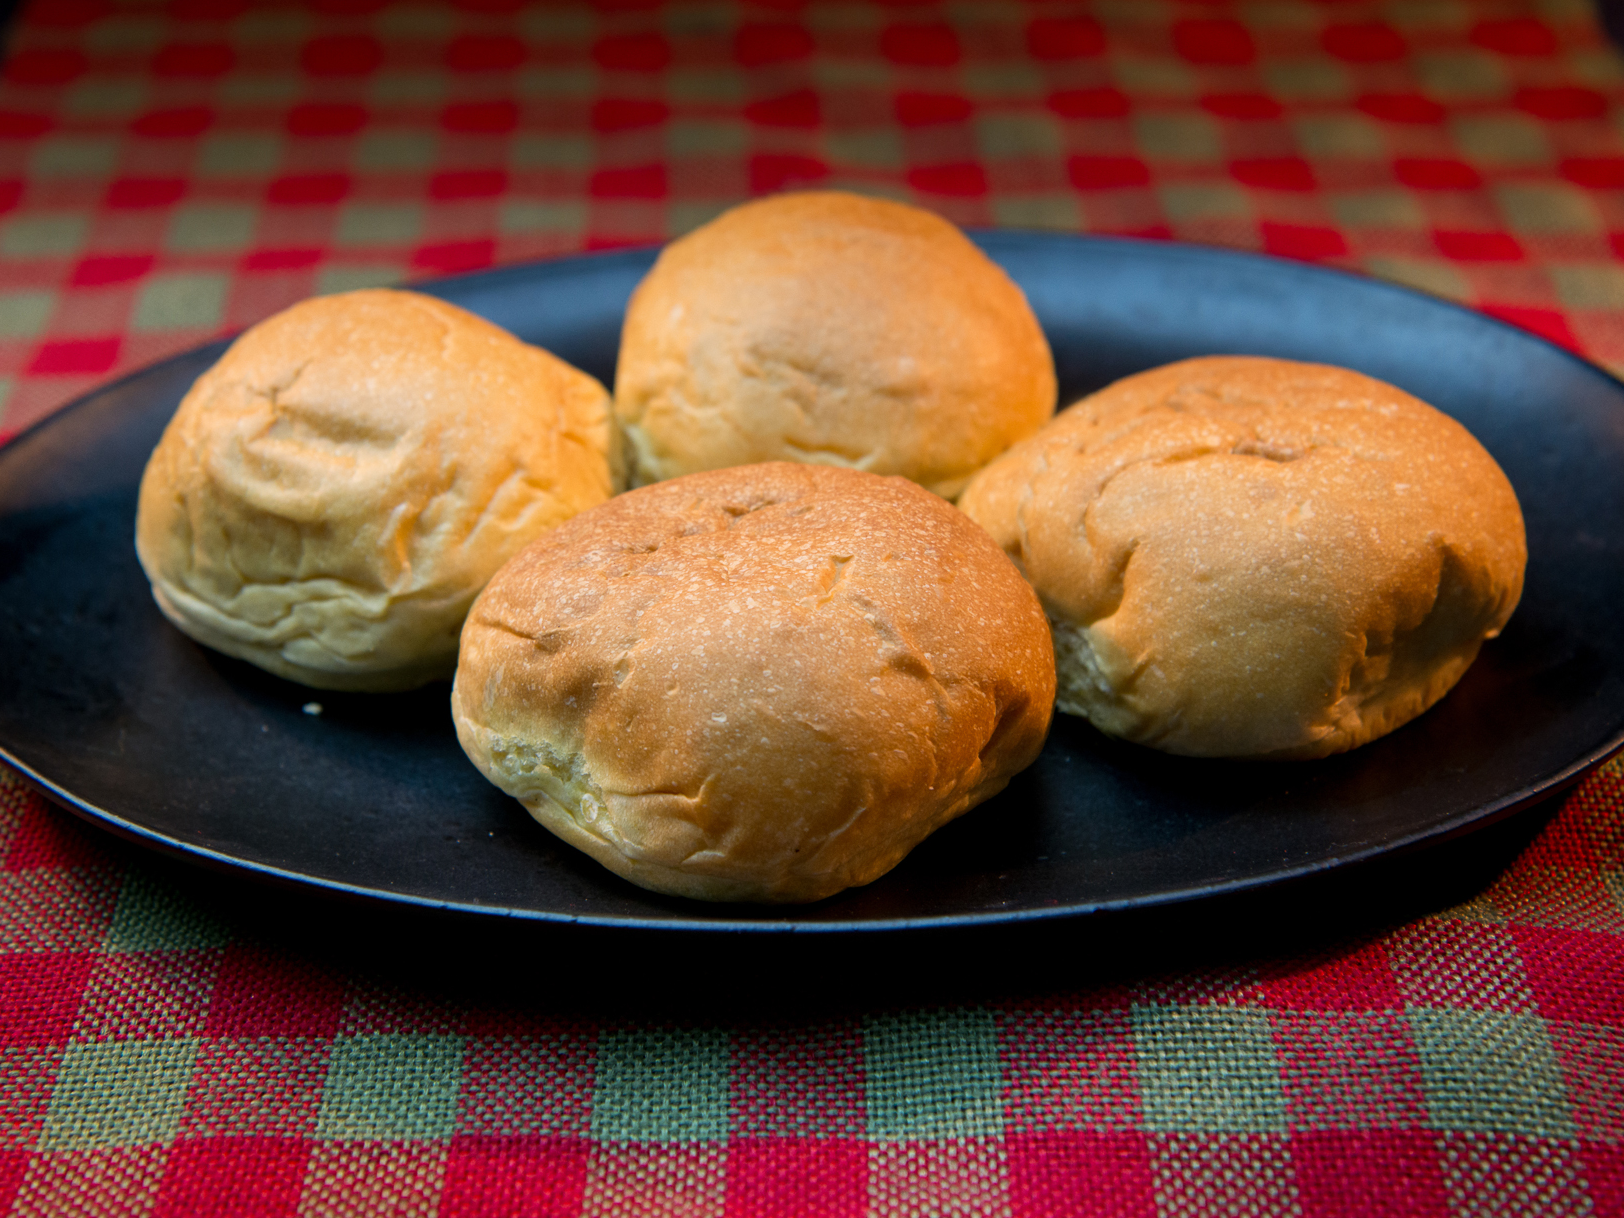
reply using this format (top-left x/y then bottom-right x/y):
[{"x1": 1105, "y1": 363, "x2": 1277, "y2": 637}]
[{"x1": 2, "y1": 1, "x2": 1623, "y2": 1215}]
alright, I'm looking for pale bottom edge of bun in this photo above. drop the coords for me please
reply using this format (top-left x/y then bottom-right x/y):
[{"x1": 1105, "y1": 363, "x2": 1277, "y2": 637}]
[
  {"x1": 455, "y1": 713, "x2": 1010, "y2": 904},
  {"x1": 1051, "y1": 617, "x2": 1487, "y2": 761},
  {"x1": 149, "y1": 582, "x2": 454, "y2": 693}
]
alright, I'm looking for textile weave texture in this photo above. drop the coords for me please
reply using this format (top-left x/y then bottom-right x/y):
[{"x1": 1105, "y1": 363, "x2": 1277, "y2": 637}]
[{"x1": 1, "y1": 0, "x2": 1623, "y2": 1214}]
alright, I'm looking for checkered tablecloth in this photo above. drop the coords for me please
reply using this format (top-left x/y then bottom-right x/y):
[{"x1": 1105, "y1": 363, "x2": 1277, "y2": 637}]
[{"x1": 2, "y1": 1, "x2": 1622, "y2": 1214}]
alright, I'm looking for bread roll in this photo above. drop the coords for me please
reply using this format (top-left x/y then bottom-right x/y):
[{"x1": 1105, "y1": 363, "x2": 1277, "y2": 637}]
[
  {"x1": 136, "y1": 289, "x2": 615, "y2": 691},
  {"x1": 960, "y1": 356, "x2": 1526, "y2": 759},
  {"x1": 453, "y1": 463, "x2": 1055, "y2": 902},
  {"x1": 613, "y1": 191, "x2": 1056, "y2": 498}
]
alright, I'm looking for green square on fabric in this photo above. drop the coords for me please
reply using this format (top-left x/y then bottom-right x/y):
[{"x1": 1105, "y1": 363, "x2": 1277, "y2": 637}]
[
  {"x1": 1293, "y1": 115, "x2": 1384, "y2": 159},
  {"x1": 668, "y1": 121, "x2": 748, "y2": 159},
  {"x1": 196, "y1": 133, "x2": 282, "y2": 178},
  {"x1": 1452, "y1": 115, "x2": 1551, "y2": 167},
  {"x1": 133, "y1": 274, "x2": 229, "y2": 332},
  {"x1": 84, "y1": 13, "x2": 164, "y2": 54},
  {"x1": 316, "y1": 1034, "x2": 466, "y2": 1141},
  {"x1": 166, "y1": 204, "x2": 258, "y2": 253},
  {"x1": 826, "y1": 130, "x2": 905, "y2": 170},
  {"x1": 2, "y1": 214, "x2": 88, "y2": 258},
  {"x1": 39, "y1": 1038, "x2": 198, "y2": 1151},
  {"x1": 668, "y1": 201, "x2": 731, "y2": 237},
  {"x1": 0, "y1": 291, "x2": 56, "y2": 339},
  {"x1": 1264, "y1": 61, "x2": 1352, "y2": 102},
  {"x1": 369, "y1": 71, "x2": 446, "y2": 106},
  {"x1": 105, "y1": 870, "x2": 231, "y2": 952},
  {"x1": 863, "y1": 1008, "x2": 1003, "y2": 1140},
  {"x1": 218, "y1": 76, "x2": 299, "y2": 106},
  {"x1": 510, "y1": 134, "x2": 593, "y2": 171},
  {"x1": 992, "y1": 195, "x2": 1082, "y2": 231},
  {"x1": 376, "y1": 5, "x2": 452, "y2": 38},
  {"x1": 1132, "y1": 1004, "x2": 1287, "y2": 1133},
  {"x1": 1134, "y1": 114, "x2": 1221, "y2": 162},
  {"x1": 1113, "y1": 57, "x2": 1197, "y2": 99},
  {"x1": 668, "y1": 70, "x2": 744, "y2": 104},
  {"x1": 517, "y1": 8, "x2": 592, "y2": 38},
  {"x1": 963, "y1": 63, "x2": 1046, "y2": 98},
  {"x1": 336, "y1": 203, "x2": 424, "y2": 248},
  {"x1": 500, "y1": 200, "x2": 587, "y2": 234},
  {"x1": 1410, "y1": 1008, "x2": 1574, "y2": 1137},
  {"x1": 1495, "y1": 184, "x2": 1600, "y2": 234},
  {"x1": 355, "y1": 132, "x2": 439, "y2": 173},
  {"x1": 30, "y1": 136, "x2": 119, "y2": 179},
  {"x1": 514, "y1": 67, "x2": 596, "y2": 98},
  {"x1": 1553, "y1": 264, "x2": 1624, "y2": 310},
  {"x1": 1364, "y1": 256, "x2": 1470, "y2": 302},
  {"x1": 1416, "y1": 51, "x2": 1506, "y2": 100},
  {"x1": 589, "y1": 1027, "x2": 729, "y2": 1143},
  {"x1": 976, "y1": 114, "x2": 1062, "y2": 161},
  {"x1": 1160, "y1": 183, "x2": 1251, "y2": 223},
  {"x1": 1331, "y1": 190, "x2": 1426, "y2": 230},
  {"x1": 317, "y1": 265, "x2": 403, "y2": 295},
  {"x1": 65, "y1": 78, "x2": 146, "y2": 119}
]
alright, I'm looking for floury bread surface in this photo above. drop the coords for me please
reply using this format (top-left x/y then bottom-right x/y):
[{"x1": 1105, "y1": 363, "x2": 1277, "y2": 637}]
[
  {"x1": 452, "y1": 463, "x2": 1055, "y2": 903},
  {"x1": 135, "y1": 289, "x2": 615, "y2": 690},
  {"x1": 613, "y1": 191, "x2": 1056, "y2": 498},
  {"x1": 959, "y1": 356, "x2": 1526, "y2": 759}
]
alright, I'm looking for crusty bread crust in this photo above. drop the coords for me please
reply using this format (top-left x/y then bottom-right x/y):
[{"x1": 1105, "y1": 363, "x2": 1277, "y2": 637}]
[
  {"x1": 960, "y1": 356, "x2": 1526, "y2": 759},
  {"x1": 613, "y1": 191, "x2": 1056, "y2": 498},
  {"x1": 452, "y1": 462, "x2": 1055, "y2": 902},
  {"x1": 135, "y1": 289, "x2": 614, "y2": 690}
]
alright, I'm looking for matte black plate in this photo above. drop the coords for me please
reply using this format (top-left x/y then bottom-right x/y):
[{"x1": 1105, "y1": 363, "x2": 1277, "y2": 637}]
[{"x1": 2, "y1": 234, "x2": 1622, "y2": 932}]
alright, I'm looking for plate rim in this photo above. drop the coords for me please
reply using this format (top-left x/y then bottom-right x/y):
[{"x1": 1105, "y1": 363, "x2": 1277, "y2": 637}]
[{"x1": 3, "y1": 231, "x2": 1623, "y2": 933}]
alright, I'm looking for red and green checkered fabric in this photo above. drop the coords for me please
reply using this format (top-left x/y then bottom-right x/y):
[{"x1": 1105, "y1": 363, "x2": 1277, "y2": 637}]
[{"x1": 2, "y1": 0, "x2": 1623, "y2": 1213}]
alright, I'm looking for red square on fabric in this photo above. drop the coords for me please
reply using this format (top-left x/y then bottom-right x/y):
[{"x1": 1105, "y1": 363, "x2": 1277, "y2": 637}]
[
  {"x1": 1514, "y1": 926, "x2": 1624, "y2": 1026},
  {"x1": 592, "y1": 33, "x2": 671, "y2": 72},
  {"x1": 105, "y1": 178, "x2": 187, "y2": 209},
  {"x1": 132, "y1": 107, "x2": 212, "y2": 138},
  {"x1": 1172, "y1": 19, "x2": 1254, "y2": 65},
  {"x1": 440, "y1": 1136, "x2": 589, "y2": 1218},
  {"x1": 413, "y1": 240, "x2": 496, "y2": 274},
  {"x1": 1292, "y1": 1130, "x2": 1449, "y2": 1217},
  {"x1": 1068, "y1": 156, "x2": 1149, "y2": 189},
  {"x1": 26, "y1": 338, "x2": 120, "y2": 376},
  {"x1": 152, "y1": 1137, "x2": 310, "y2": 1218},
  {"x1": 1480, "y1": 305, "x2": 1582, "y2": 352},
  {"x1": 749, "y1": 155, "x2": 828, "y2": 194},
  {"x1": 1579, "y1": 1140, "x2": 1623, "y2": 1218},
  {"x1": 746, "y1": 90, "x2": 819, "y2": 128},
  {"x1": 1471, "y1": 18, "x2": 1558, "y2": 57},
  {"x1": 880, "y1": 23, "x2": 961, "y2": 67},
  {"x1": 456, "y1": 1034, "x2": 594, "y2": 1137},
  {"x1": 735, "y1": 22, "x2": 813, "y2": 67},
  {"x1": 4, "y1": 799, "x2": 107, "y2": 871},
  {"x1": 1260, "y1": 942, "x2": 1402, "y2": 1011},
  {"x1": 1050, "y1": 88, "x2": 1129, "y2": 119},
  {"x1": 301, "y1": 35, "x2": 383, "y2": 77},
  {"x1": 1323, "y1": 22, "x2": 1405, "y2": 63},
  {"x1": 908, "y1": 163, "x2": 988, "y2": 197},
  {"x1": 1006, "y1": 1130, "x2": 1154, "y2": 1218},
  {"x1": 180, "y1": 1038, "x2": 330, "y2": 1137},
  {"x1": 730, "y1": 1023, "x2": 864, "y2": 1138},
  {"x1": 1273, "y1": 1011, "x2": 1430, "y2": 1130},
  {"x1": 5, "y1": 49, "x2": 88, "y2": 86},
  {"x1": 590, "y1": 165, "x2": 668, "y2": 199},
  {"x1": 1000, "y1": 1007, "x2": 1142, "y2": 1133},
  {"x1": 1027, "y1": 17, "x2": 1105, "y2": 61},
  {"x1": 0, "y1": 1149, "x2": 24, "y2": 1214},
  {"x1": 206, "y1": 944, "x2": 345, "y2": 1037},
  {"x1": 70, "y1": 255, "x2": 153, "y2": 287},
  {"x1": 1232, "y1": 158, "x2": 1316, "y2": 192},
  {"x1": 1261, "y1": 222, "x2": 1347, "y2": 259},
  {"x1": 152, "y1": 43, "x2": 234, "y2": 79},
  {"x1": 0, "y1": 952, "x2": 91, "y2": 1047},
  {"x1": 723, "y1": 1137, "x2": 867, "y2": 1218}
]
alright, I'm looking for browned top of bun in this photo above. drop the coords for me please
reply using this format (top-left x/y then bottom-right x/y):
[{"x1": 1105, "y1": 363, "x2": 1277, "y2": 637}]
[
  {"x1": 452, "y1": 462, "x2": 1055, "y2": 902},
  {"x1": 136, "y1": 289, "x2": 614, "y2": 690},
  {"x1": 961, "y1": 356, "x2": 1526, "y2": 758},
  {"x1": 613, "y1": 191, "x2": 1056, "y2": 498}
]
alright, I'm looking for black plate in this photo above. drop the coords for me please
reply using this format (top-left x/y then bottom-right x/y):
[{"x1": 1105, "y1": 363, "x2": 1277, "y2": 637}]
[{"x1": 3, "y1": 234, "x2": 1622, "y2": 932}]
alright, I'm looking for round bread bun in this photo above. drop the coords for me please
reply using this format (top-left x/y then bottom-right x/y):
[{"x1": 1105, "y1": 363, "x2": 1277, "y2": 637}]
[
  {"x1": 959, "y1": 356, "x2": 1526, "y2": 759},
  {"x1": 136, "y1": 288, "x2": 615, "y2": 691},
  {"x1": 452, "y1": 462, "x2": 1056, "y2": 903},
  {"x1": 612, "y1": 191, "x2": 1056, "y2": 499}
]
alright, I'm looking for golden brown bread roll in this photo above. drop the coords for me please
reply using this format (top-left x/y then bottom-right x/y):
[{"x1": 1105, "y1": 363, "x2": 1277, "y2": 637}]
[
  {"x1": 452, "y1": 462, "x2": 1055, "y2": 902},
  {"x1": 136, "y1": 288, "x2": 615, "y2": 691},
  {"x1": 612, "y1": 191, "x2": 1057, "y2": 498},
  {"x1": 959, "y1": 356, "x2": 1526, "y2": 759}
]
